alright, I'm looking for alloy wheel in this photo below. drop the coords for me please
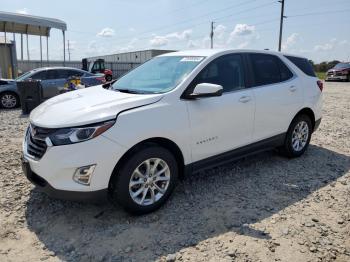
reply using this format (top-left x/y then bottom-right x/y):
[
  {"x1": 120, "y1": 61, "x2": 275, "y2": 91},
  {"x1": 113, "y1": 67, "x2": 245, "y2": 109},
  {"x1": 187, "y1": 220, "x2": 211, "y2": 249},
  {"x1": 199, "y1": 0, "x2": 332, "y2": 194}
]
[
  {"x1": 291, "y1": 121, "x2": 309, "y2": 152},
  {"x1": 129, "y1": 158, "x2": 170, "y2": 206},
  {"x1": 1, "y1": 94, "x2": 17, "y2": 108}
]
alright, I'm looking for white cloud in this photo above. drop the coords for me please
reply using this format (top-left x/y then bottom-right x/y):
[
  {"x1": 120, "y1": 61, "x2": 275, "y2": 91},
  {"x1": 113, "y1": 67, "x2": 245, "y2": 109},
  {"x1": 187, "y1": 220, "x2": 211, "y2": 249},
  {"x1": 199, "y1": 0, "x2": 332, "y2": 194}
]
[
  {"x1": 214, "y1": 24, "x2": 227, "y2": 40},
  {"x1": 97, "y1": 27, "x2": 115, "y2": 37},
  {"x1": 282, "y1": 33, "x2": 299, "y2": 51},
  {"x1": 314, "y1": 43, "x2": 333, "y2": 51},
  {"x1": 149, "y1": 29, "x2": 193, "y2": 47},
  {"x1": 16, "y1": 8, "x2": 28, "y2": 14},
  {"x1": 166, "y1": 29, "x2": 193, "y2": 41},
  {"x1": 118, "y1": 38, "x2": 138, "y2": 52},
  {"x1": 149, "y1": 36, "x2": 169, "y2": 47},
  {"x1": 232, "y1": 24, "x2": 255, "y2": 37}
]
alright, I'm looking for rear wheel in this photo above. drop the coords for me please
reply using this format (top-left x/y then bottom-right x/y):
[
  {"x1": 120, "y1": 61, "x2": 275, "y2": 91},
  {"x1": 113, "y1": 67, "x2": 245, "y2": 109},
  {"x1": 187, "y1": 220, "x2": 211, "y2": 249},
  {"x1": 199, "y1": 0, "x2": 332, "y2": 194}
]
[
  {"x1": 109, "y1": 146, "x2": 178, "y2": 215},
  {"x1": 0, "y1": 92, "x2": 19, "y2": 109},
  {"x1": 279, "y1": 114, "x2": 312, "y2": 158}
]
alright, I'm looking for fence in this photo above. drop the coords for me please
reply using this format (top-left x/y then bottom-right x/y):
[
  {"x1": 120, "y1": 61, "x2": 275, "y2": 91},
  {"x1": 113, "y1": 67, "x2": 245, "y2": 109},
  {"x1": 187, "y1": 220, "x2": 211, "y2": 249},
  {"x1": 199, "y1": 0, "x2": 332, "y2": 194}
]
[{"x1": 17, "y1": 60, "x2": 141, "y2": 79}]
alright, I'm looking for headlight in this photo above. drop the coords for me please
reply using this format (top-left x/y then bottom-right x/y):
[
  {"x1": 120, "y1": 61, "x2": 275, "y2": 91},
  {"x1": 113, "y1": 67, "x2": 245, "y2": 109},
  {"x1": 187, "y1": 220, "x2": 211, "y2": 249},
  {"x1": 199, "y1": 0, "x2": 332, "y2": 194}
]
[{"x1": 49, "y1": 120, "x2": 115, "y2": 146}]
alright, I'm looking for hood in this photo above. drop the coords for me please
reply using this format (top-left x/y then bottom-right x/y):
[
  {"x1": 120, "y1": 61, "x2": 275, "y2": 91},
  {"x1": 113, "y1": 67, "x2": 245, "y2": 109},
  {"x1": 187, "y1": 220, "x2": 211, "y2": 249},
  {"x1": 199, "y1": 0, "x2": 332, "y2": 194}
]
[
  {"x1": 0, "y1": 78, "x2": 15, "y2": 84},
  {"x1": 30, "y1": 85, "x2": 163, "y2": 128}
]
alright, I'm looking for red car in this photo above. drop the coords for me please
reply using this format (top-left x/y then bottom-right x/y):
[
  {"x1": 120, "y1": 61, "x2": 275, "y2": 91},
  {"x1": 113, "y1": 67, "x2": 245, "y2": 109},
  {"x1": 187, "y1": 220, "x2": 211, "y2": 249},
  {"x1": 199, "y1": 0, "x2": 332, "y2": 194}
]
[{"x1": 325, "y1": 62, "x2": 350, "y2": 82}]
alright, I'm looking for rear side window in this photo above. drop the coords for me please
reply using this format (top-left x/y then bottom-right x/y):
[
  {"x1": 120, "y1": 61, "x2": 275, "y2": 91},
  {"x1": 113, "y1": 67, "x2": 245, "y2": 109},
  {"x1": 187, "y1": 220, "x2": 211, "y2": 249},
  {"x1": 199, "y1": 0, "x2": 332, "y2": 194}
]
[
  {"x1": 285, "y1": 55, "x2": 316, "y2": 77},
  {"x1": 278, "y1": 59, "x2": 294, "y2": 81},
  {"x1": 250, "y1": 53, "x2": 293, "y2": 86}
]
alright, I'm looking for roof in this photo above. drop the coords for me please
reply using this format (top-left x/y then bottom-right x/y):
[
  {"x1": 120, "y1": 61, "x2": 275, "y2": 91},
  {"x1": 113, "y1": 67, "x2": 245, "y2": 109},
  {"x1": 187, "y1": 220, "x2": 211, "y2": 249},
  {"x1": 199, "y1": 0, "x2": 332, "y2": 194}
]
[
  {"x1": 0, "y1": 11, "x2": 66, "y2": 36},
  {"x1": 160, "y1": 48, "x2": 307, "y2": 59}
]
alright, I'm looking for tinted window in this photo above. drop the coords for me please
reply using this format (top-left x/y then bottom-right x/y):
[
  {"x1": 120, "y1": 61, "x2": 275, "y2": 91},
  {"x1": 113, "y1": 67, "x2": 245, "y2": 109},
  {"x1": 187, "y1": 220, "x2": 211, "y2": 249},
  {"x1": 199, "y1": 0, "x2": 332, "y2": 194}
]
[
  {"x1": 334, "y1": 63, "x2": 350, "y2": 69},
  {"x1": 192, "y1": 54, "x2": 245, "y2": 93},
  {"x1": 278, "y1": 59, "x2": 294, "y2": 81},
  {"x1": 250, "y1": 54, "x2": 281, "y2": 86},
  {"x1": 67, "y1": 70, "x2": 84, "y2": 77},
  {"x1": 31, "y1": 71, "x2": 48, "y2": 80},
  {"x1": 54, "y1": 69, "x2": 83, "y2": 79},
  {"x1": 46, "y1": 70, "x2": 57, "y2": 80},
  {"x1": 285, "y1": 55, "x2": 316, "y2": 77}
]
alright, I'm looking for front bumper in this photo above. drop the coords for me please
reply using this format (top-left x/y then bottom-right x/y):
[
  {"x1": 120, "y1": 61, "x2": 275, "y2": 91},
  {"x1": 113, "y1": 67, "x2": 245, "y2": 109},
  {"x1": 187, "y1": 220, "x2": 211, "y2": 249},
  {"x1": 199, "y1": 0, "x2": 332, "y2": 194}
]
[
  {"x1": 22, "y1": 132, "x2": 127, "y2": 200},
  {"x1": 325, "y1": 75, "x2": 347, "y2": 81},
  {"x1": 22, "y1": 157, "x2": 108, "y2": 202}
]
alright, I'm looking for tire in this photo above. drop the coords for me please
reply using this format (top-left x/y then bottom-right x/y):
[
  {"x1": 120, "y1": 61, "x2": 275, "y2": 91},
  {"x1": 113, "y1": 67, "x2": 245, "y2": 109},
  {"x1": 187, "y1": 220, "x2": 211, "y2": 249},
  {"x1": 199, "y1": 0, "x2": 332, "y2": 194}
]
[
  {"x1": 109, "y1": 145, "x2": 178, "y2": 215},
  {"x1": 279, "y1": 114, "x2": 312, "y2": 158},
  {"x1": 0, "y1": 92, "x2": 20, "y2": 109},
  {"x1": 105, "y1": 75, "x2": 112, "y2": 82}
]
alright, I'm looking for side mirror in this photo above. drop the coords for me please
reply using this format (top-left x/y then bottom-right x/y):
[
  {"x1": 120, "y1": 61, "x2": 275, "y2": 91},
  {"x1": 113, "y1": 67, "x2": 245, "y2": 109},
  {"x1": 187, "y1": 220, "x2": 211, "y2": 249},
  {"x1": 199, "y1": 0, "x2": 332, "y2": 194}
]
[{"x1": 187, "y1": 83, "x2": 223, "y2": 99}]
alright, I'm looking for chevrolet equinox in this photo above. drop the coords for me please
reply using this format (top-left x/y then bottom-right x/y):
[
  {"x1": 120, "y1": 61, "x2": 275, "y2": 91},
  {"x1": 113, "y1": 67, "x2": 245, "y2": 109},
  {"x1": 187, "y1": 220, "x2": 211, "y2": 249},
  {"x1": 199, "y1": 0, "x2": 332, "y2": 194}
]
[{"x1": 22, "y1": 49, "x2": 323, "y2": 214}]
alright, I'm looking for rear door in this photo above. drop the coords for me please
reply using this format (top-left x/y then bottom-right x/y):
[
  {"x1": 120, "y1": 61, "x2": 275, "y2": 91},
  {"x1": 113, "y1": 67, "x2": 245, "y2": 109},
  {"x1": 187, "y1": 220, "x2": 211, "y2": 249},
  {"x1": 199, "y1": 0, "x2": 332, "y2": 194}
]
[
  {"x1": 185, "y1": 54, "x2": 255, "y2": 162},
  {"x1": 248, "y1": 53, "x2": 303, "y2": 142}
]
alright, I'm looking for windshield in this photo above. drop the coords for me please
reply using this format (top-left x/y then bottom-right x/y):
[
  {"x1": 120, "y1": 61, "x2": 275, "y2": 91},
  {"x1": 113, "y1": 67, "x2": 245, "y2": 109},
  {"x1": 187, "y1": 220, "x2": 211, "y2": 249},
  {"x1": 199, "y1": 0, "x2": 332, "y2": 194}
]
[
  {"x1": 15, "y1": 71, "x2": 32, "y2": 81},
  {"x1": 334, "y1": 63, "x2": 350, "y2": 69},
  {"x1": 111, "y1": 56, "x2": 204, "y2": 94}
]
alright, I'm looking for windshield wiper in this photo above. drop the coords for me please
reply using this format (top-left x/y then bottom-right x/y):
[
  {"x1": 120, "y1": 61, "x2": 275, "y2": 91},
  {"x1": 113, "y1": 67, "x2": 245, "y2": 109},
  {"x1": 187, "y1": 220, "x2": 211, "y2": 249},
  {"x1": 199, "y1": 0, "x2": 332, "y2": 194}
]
[{"x1": 115, "y1": 88, "x2": 145, "y2": 94}]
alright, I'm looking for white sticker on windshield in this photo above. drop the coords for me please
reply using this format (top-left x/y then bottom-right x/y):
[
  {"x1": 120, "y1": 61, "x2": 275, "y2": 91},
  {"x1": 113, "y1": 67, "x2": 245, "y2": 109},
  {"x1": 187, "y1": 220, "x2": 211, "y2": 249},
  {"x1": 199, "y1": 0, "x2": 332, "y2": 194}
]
[{"x1": 180, "y1": 57, "x2": 204, "y2": 62}]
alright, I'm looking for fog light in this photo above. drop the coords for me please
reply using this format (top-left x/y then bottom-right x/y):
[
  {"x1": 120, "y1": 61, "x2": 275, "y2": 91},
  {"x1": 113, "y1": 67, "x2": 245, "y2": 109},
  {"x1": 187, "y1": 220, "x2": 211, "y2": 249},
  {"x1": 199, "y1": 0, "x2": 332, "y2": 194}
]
[{"x1": 73, "y1": 165, "x2": 96, "y2": 185}]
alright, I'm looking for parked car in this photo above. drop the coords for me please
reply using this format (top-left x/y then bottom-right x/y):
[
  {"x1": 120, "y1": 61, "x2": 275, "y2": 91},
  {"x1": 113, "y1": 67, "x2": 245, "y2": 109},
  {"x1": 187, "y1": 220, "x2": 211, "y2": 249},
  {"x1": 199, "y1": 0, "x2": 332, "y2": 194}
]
[
  {"x1": 325, "y1": 62, "x2": 350, "y2": 82},
  {"x1": 22, "y1": 49, "x2": 322, "y2": 214},
  {"x1": 0, "y1": 67, "x2": 106, "y2": 109}
]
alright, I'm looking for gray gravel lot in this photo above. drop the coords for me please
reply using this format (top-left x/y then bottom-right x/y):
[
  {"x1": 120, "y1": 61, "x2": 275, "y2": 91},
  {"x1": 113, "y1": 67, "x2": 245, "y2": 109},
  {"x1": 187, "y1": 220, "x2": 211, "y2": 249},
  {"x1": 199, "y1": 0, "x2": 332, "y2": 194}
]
[{"x1": 0, "y1": 82, "x2": 349, "y2": 262}]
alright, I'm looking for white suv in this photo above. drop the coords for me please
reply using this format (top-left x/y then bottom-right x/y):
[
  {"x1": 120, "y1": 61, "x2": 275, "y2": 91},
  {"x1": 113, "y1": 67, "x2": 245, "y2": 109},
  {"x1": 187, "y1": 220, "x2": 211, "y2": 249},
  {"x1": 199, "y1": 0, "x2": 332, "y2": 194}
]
[{"x1": 22, "y1": 49, "x2": 322, "y2": 214}]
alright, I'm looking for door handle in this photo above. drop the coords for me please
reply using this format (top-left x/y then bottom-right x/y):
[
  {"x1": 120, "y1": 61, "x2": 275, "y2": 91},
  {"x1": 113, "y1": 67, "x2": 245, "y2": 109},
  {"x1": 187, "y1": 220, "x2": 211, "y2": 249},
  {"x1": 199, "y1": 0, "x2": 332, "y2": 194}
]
[
  {"x1": 289, "y1": 85, "x2": 297, "y2": 92},
  {"x1": 239, "y1": 96, "x2": 251, "y2": 103}
]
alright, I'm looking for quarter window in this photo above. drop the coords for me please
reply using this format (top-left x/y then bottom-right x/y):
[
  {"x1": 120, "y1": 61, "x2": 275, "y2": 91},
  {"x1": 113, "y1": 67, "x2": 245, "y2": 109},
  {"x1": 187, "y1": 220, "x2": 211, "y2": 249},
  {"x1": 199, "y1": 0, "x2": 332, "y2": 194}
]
[
  {"x1": 285, "y1": 55, "x2": 316, "y2": 77},
  {"x1": 192, "y1": 54, "x2": 245, "y2": 93}
]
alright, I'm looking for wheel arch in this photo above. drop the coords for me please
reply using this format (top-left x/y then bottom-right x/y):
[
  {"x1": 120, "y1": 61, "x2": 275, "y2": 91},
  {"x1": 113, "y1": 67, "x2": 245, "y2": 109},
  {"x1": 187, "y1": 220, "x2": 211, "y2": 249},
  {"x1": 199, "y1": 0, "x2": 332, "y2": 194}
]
[
  {"x1": 294, "y1": 107, "x2": 316, "y2": 131},
  {"x1": 108, "y1": 137, "x2": 185, "y2": 190}
]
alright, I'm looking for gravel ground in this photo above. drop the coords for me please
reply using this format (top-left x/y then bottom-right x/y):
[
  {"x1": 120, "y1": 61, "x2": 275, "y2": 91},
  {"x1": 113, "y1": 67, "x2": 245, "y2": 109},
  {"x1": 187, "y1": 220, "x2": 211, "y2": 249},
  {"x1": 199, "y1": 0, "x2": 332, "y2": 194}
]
[{"x1": 0, "y1": 82, "x2": 349, "y2": 262}]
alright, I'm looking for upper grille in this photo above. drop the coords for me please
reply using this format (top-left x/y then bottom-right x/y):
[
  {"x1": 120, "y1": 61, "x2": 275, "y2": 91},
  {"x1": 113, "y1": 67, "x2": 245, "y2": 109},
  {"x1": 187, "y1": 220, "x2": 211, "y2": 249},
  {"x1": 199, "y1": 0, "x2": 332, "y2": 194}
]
[{"x1": 26, "y1": 124, "x2": 56, "y2": 160}]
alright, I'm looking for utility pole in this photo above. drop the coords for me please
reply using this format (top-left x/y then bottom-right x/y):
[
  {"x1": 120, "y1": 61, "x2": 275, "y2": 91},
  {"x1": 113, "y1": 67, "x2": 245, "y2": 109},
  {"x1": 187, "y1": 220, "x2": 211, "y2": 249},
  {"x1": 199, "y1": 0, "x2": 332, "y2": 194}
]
[
  {"x1": 278, "y1": 0, "x2": 286, "y2": 51},
  {"x1": 210, "y1": 21, "x2": 214, "y2": 49},
  {"x1": 67, "y1": 40, "x2": 71, "y2": 61}
]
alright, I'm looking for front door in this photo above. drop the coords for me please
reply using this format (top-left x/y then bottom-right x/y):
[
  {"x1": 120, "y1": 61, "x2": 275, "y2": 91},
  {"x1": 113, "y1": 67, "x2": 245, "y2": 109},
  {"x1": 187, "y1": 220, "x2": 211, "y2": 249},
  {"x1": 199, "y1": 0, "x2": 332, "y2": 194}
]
[{"x1": 185, "y1": 54, "x2": 255, "y2": 162}]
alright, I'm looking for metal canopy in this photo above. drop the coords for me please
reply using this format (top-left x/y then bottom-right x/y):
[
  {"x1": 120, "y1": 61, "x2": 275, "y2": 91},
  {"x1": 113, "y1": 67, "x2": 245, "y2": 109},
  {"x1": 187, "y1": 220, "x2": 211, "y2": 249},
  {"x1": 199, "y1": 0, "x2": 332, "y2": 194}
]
[
  {"x1": 0, "y1": 11, "x2": 67, "y2": 71},
  {"x1": 0, "y1": 11, "x2": 66, "y2": 36}
]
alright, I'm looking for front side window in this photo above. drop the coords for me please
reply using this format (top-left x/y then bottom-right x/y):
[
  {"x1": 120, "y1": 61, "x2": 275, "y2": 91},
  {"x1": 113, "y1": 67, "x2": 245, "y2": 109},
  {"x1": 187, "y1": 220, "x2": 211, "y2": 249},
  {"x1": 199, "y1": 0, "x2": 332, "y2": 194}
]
[
  {"x1": 112, "y1": 56, "x2": 204, "y2": 94},
  {"x1": 189, "y1": 54, "x2": 245, "y2": 94},
  {"x1": 30, "y1": 71, "x2": 48, "y2": 80}
]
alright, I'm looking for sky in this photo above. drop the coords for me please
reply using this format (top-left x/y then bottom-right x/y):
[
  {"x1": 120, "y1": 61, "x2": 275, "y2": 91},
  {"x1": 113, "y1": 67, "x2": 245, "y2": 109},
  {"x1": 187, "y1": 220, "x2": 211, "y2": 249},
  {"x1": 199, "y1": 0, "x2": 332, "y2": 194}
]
[{"x1": 1, "y1": 0, "x2": 350, "y2": 63}]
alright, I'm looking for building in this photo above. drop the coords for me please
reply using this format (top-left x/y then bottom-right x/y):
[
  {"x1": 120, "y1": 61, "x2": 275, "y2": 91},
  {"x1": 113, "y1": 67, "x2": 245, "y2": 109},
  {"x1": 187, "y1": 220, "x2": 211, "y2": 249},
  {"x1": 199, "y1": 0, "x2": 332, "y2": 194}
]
[
  {"x1": 85, "y1": 49, "x2": 175, "y2": 64},
  {"x1": 84, "y1": 49, "x2": 176, "y2": 79},
  {"x1": 0, "y1": 37, "x2": 17, "y2": 78}
]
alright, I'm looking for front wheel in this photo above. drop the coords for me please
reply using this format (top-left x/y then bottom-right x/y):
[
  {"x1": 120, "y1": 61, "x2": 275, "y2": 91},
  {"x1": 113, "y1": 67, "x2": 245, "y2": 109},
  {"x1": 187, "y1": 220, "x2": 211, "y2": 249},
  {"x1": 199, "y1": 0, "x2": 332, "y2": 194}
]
[
  {"x1": 105, "y1": 75, "x2": 112, "y2": 82},
  {"x1": 279, "y1": 114, "x2": 312, "y2": 158},
  {"x1": 0, "y1": 92, "x2": 19, "y2": 109},
  {"x1": 109, "y1": 146, "x2": 178, "y2": 215}
]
